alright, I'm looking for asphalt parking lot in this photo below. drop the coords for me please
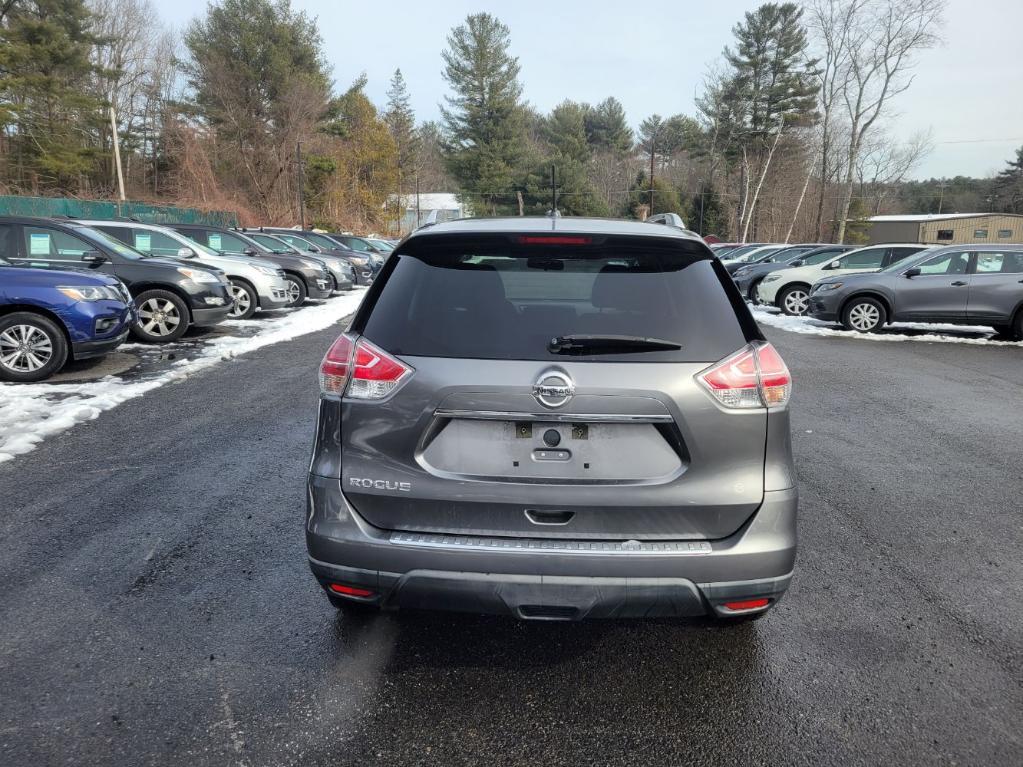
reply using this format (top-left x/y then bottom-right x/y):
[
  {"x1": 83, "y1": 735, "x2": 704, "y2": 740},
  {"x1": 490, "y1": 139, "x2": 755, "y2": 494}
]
[{"x1": 1, "y1": 318, "x2": 1020, "y2": 766}]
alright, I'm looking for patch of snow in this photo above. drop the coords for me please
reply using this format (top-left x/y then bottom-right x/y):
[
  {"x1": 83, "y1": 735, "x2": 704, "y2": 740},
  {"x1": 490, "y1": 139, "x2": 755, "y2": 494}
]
[
  {"x1": 751, "y1": 307, "x2": 1023, "y2": 348},
  {"x1": 0, "y1": 290, "x2": 366, "y2": 463}
]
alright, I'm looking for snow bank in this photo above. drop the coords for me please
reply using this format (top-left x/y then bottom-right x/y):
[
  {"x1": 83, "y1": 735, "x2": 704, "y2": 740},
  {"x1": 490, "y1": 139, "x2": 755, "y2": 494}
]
[
  {"x1": 0, "y1": 291, "x2": 365, "y2": 463},
  {"x1": 751, "y1": 307, "x2": 1023, "y2": 348}
]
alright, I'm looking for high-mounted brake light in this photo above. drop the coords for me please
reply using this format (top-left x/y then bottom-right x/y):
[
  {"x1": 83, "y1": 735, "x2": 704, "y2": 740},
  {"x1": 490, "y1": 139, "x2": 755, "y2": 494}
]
[
  {"x1": 697, "y1": 342, "x2": 791, "y2": 409},
  {"x1": 517, "y1": 236, "x2": 592, "y2": 245},
  {"x1": 319, "y1": 333, "x2": 413, "y2": 399}
]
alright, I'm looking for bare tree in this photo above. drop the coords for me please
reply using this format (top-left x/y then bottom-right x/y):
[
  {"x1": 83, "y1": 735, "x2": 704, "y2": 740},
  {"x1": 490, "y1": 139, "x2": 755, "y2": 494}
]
[
  {"x1": 827, "y1": 0, "x2": 946, "y2": 243},
  {"x1": 855, "y1": 128, "x2": 933, "y2": 212}
]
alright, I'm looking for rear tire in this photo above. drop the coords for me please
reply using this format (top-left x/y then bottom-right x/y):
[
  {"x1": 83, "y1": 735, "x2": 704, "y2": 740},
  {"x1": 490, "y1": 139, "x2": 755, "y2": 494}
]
[
  {"x1": 0, "y1": 312, "x2": 68, "y2": 382},
  {"x1": 283, "y1": 274, "x2": 307, "y2": 307},
  {"x1": 777, "y1": 285, "x2": 811, "y2": 316},
  {"x1": 841, "y1": 296, "x2": 887, "y2": 333},
  {"x1": 227, "y1": 279, "x2": 257, "y2": 319},
  {"x1": 748, "y1": 278, "x2": 764, "y2": 303},
  {"x1": 130, "y1": 289, "x2": 190, "y2": 343},
  {"x1": 1010, "y1": 310, "x2": 1023, "y2": 341}
]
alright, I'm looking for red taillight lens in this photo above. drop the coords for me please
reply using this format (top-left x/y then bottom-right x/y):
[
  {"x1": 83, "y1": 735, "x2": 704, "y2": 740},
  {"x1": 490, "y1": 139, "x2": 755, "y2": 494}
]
[
  {"x1": 319, "y1": 334, "x2": 413, "y2": 399},
  {"x1": 319, "y1": 333, "x2": 354, "y2": 395},
  {"x1": 697, "y1": 342, "x2": 791, "y2": 409},
  {"x1": 722, "y1": 598, "x2": 770, "y2": 611},
  {"x1": 328, "y1": 583, "x2": 375, "y2": 598}
]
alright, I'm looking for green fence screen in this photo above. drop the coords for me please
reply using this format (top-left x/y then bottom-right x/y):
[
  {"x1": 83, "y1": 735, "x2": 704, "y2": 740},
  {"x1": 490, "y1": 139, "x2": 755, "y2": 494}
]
[{"x1": 0, "y1": 195, "x2": 238, "y2": 227}]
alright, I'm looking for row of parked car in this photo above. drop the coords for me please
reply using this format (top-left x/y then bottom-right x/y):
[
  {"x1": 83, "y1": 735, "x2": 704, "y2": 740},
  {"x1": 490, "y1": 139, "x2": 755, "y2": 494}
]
[
  {"x1": 711, "y1": 240, "x2": 1023, "y2": 338},
  {"x1": 0, "y1": 215, "x2": 397, "y2": 382}
]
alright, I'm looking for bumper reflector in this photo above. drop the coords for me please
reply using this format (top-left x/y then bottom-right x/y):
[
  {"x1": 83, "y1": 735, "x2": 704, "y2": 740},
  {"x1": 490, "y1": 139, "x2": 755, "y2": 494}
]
[
  {"x1": 722, "y1": 598, "x2": 770, "y2": 611},
  {"x1": 328, "y1": 583, "x2": 375, "y2": 598}
]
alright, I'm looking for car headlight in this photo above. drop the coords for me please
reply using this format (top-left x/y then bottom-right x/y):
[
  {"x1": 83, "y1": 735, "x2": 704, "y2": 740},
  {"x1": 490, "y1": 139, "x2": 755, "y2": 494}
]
[
  {"x1": 177, "y1": 267, "x2": 220, "y2": 283},
  {"x1": 254, "y1": 265, "x2": 279, "y2": 276},
  {"x1": 763, "y1": 275, "x2": 781, "y2": 283},
  {"x1": 817, "y1": 282, "x2": 843, "y2": 292},
  {"x1": 57, "y1": 285, "x2": 122, "y2": 302}
]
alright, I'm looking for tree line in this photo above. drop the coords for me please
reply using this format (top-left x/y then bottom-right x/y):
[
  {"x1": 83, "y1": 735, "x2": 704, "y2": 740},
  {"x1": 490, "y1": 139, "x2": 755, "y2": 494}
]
[{"x1": 1, "y1": 0, "x2": 1021, "y2": 239}]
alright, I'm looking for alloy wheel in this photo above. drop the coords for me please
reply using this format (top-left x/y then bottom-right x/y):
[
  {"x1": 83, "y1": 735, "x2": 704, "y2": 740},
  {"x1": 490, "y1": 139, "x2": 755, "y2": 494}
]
[
  {"x1": 229, "y1": 284, "x2": 252, "y2": 317},
  {"x1": 0, "y1": 324, "x2": 54, "y2": 373},
  {"x1": 848, "y1": 302, "x2": 881, "y2": 331},
  {"x1": 783, "y1": 289, "x2": 809, "y2": 315},
  {"x1": 286, "y1": 279, "x2": 302, "y2": 305},
  {"x1": 138, "y1": 297, "x2": 182, "y2": 337}
]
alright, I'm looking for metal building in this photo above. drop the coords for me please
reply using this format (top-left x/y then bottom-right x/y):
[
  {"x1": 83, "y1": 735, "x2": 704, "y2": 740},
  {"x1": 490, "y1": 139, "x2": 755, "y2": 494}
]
[{"x1": 865, "y1": 213, "x2": 1023, "y2": 245}]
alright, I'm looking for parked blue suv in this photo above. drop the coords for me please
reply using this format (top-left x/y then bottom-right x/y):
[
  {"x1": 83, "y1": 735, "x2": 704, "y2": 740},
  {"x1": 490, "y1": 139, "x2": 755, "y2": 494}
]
[{"x1": 0, "y1": 256, "x2": 134, "y2": 382}]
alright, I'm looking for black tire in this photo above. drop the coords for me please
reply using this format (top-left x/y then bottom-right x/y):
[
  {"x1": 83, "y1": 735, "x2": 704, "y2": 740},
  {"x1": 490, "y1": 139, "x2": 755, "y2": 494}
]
[
  {"x1": 131, "y1": 289, "x2": 190, "y2": 343},
  {"x1": 1011, "y1": 310, "x2": 1023, "y2": 341},
  {"x1": 841, "y1": 296, "x2": 887, "y2": 333},
  {"x1": 0, "y1": 312, "x2": 68, "y2": 382},
  {"x1": 777, "y1": 284, "x2": 812, "y2": 316},
  {"x1": 227, "y1": 279, "x2": 258, "y2": 320},
  {"x1": 283, "y1": 274, "x2": 307, "y2": 307},
  {"x1": 326, "y1": 593, "x2": 380, "y2": 613},
  {"x1": 747, "y1": 278, "x2": 764, "y2": 303},
  {"x1": 992, "y1": 323, "x2": 1013, "y2": 338}
]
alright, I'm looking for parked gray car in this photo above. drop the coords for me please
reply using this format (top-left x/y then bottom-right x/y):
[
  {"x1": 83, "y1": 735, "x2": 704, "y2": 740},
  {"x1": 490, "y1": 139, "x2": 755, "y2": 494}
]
[
  {"x1": 808, "y1": 244, "x2": 1023, "y2": 337},
  {"x1": 307, "y1": 217, "x2": 798, "y2": 622}
]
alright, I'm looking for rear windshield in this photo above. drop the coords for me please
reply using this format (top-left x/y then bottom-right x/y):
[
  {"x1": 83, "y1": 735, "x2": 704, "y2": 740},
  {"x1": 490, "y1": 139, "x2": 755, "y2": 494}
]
[{"x1": 358, "y1": 234, "x2": 751, "y2": 363}]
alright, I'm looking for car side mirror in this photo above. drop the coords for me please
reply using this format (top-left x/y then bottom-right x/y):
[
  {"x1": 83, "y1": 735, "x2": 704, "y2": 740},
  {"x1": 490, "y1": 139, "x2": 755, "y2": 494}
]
[
  {"x1": 790, "y1": 259, "x2": 804, "y2": 267},
  {"x1": 80, "y1": 251, "x2": 106, "y2": 265},
  {"x1": 904, "y1": 267, "x2": 921, "y2": 278},
  {"x1": 243, "y1": 248, "x2": 257, "y2": 256},
  {"x1": 176, "y1": 247, "x2": 194, "y2": 258},
  {"x1": 308, "y1": 245, "x2": 321, "y2": 253}
]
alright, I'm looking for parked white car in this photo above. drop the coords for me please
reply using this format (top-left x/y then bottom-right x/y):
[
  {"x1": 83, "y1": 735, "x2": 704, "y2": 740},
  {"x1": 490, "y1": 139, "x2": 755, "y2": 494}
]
[
  {"x1": 756, "y1": 243, "x2": 933, "y2": 315},
  {"x1": 81, "y1": 221, "x2": 291, "y2": 319}
]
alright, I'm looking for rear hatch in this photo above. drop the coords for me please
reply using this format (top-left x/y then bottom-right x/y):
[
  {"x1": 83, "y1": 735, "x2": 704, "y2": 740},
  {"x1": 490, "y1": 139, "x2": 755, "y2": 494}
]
[{"x1": 338, "y1": 231, "x2": 767, "y2": 541}]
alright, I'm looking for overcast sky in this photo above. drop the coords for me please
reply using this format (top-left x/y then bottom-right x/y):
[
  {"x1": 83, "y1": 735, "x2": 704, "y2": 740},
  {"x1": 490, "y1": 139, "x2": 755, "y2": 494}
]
[{"x1": 165, "y1": 0, "x2": 1023, "y2": 180}]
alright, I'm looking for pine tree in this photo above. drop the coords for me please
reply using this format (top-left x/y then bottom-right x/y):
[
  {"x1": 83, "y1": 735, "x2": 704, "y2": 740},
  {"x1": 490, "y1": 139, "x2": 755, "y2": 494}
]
[
  {"x1": 993, "y1": 145, "x2": 1023, "y2": 213},
  {"x1": 440, "y1": 12, "x2": 528, "y2": 214},
  {"x1": 384, "y1": 69, "x2": 420, "y2": 197},
  {"x1": 584, "y1": 97, "x2": 633, "y2": 156},
  {"x1": 0, "y1": 0, "x2": 106, "y2": 191}
]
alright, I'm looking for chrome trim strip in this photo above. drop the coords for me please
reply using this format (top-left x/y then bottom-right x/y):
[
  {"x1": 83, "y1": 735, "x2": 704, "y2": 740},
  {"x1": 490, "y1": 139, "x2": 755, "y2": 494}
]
[
  {"x1": 434, "y1": 409, "x2": 673, "y2": 424},
  {"x1": 389, "y1": 531, "x2": 712, "y2": 555}
]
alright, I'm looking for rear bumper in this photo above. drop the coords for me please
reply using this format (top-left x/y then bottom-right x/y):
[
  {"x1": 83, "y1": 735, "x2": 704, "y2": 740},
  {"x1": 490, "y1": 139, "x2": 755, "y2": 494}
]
[{"x1": 306, "y1": 474, "x2": 797, "y2": 620}]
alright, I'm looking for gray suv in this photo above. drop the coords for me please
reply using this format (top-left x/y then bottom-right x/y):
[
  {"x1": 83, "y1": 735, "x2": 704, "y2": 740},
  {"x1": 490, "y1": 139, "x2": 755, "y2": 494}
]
[
  {"x1": 307, "y1": 218, "x2": 797, "y2": 622},
  {"x1": 808, "y1": 244, "x2": 1023, "y2": 338}
]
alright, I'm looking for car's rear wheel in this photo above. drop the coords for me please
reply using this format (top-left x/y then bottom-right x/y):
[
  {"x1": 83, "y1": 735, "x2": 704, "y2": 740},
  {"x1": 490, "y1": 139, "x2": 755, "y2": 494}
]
[
  {"x1": 228, "y1": 279, "x2": 257, "y2": 319},
  {"x1": 842, "y1": 296, "x2": 887, "y2": 332},
  {"x1": 747, "y1": 278, "x2": 764, "y2": 302},
  {"x1": 131, "y1": 289, "x2": 189, "y2": 342},
  {"x1": 1010, "y1": 310, "x2": 1023, "y2": 341},
  {"x1": 284, "y1": 274, "x2": 307, "y2": 307},
  {"x1": 778, "y1": 285, "x2": 810, "y2": 316},
  {"x1": 0, "y1": 312, "x2": 68, "y2": 382}
]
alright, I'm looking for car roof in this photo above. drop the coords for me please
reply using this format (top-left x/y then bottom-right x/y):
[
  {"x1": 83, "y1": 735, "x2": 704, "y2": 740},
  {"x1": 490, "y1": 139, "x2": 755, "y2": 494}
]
[{"x1": 407, "y1": 216, "x2": 707, "y2": 243}]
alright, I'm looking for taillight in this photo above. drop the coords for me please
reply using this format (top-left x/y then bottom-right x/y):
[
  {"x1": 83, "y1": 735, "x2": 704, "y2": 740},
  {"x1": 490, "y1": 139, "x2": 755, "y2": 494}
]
[
  {"x1": 697, "y1": 342, "x2": 791, "y2": 409},
  {"x1": 318, "y1": 333, "x2": 413, "y2": 399}
]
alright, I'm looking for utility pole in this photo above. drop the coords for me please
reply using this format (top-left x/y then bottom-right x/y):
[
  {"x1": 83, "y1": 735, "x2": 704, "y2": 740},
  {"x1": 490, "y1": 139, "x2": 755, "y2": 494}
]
[
  {"x1": 648, "y1": 143, "x2": 656, "y2": 215},
  {"x1": 937, "y1": 178, "x2": 947, "y2": 214},
  {"x1": 698, "y1": 179, "x2": 706, "y2": 234},
  {"x1": 415, "y1": 172, "x2": 421, "y2": 228},
  {"x1": 296, "y1": 141, "x2": 306, "y2": 229},
  {"x1": 109, "y1": 105, "x2": 126, "y2": 204},
  {"x1": 550, "y1": 164, "x2": 557, "y2": 214}
]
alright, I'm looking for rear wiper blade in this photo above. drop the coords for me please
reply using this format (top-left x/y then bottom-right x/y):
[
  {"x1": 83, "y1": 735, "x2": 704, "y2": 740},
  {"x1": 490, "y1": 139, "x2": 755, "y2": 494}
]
[{"x1": 547, "y1": 334, "x2": 682, "y2": 355}]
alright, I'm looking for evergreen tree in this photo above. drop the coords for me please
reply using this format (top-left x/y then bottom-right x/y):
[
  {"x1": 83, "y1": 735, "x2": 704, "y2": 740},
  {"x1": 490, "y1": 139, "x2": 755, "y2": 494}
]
[
  {"x1": 182, "y1": 0, "x2": 331, "y2": 218},
  {"x1": 993, "y1": 145, "x2": 1023, "y2": 213},
  {"x1": 440, "y1": 12, "x2": 528, "y2": 214},
  {"x1": 384, "y1": 68, "x2": 420, "y2": 196},
  {"x1": 0, "y1": 0, "x2": 106, "y2": 191},
  {"x1": 584, "y1": 97, "x2": 633, "y2": 156}
]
